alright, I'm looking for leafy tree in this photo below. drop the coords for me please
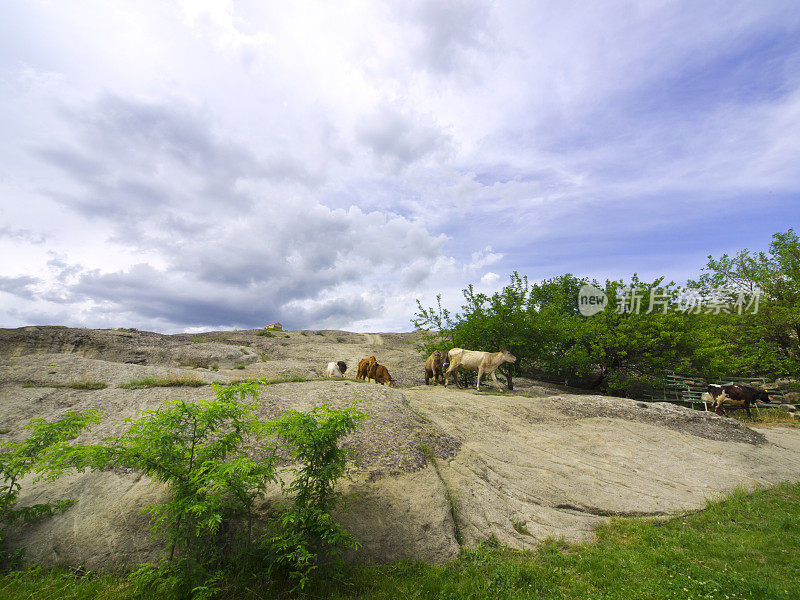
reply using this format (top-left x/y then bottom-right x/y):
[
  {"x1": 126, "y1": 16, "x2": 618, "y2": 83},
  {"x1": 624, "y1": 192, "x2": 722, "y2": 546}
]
[{"x1": 691, "y1": 228, "x2": 800, "y2": 375}]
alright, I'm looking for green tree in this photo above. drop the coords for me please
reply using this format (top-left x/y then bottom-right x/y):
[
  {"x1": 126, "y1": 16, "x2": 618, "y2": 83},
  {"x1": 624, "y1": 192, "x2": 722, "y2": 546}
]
[{"x1": 691, "y1": 228, "x2": 800, "y2": 375}]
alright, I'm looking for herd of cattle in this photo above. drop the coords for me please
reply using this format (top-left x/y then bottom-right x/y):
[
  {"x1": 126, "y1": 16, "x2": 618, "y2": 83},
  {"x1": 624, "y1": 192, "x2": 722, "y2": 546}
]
[
  {"x1": 325, "y1": 348, "x2": 780, "y2": 418},
  {"x1": 325, "y1": 347, "x2": 517, "y2": 391}
]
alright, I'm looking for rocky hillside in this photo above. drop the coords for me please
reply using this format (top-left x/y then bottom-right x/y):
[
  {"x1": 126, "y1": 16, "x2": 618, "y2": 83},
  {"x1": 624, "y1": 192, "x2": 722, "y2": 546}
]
[{"x1": 2, "y1": 326, "x2": 800, "y2": 569}]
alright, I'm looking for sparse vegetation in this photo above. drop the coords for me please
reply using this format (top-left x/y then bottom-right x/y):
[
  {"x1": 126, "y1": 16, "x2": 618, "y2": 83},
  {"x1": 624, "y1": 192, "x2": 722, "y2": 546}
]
[
  {"x1": 118, "y1": 375, "x2": 205, "y2": 389},
  {"x1": 234, "y1": 364, "x2": 245, "y2": 370},
  {"x1": 21, "y1": 380, "x2": 107, "y2": 390},
  {"x1": 336, "y1": 337, "x2": 346, "y2": 343},
  {"x1": 315, "y1": 331, "x2": 325, "y2": 336},
  {"x1": 257, "y1": 330, "x2": 276, "y2": 338},
  {"x1": 190, "y1": 336, "x2": 207, "y2": 343},
  {"x1": 116, "y1": 328, "x2": 138, "y2": 333},
  {"x1": 512, "y1": 520, "x2": 531, "y2": 536}
]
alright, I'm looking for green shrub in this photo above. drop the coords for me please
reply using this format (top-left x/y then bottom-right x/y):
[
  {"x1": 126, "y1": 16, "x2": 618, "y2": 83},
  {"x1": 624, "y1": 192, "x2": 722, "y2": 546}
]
[
  {"x1": 99, "y1": 381, "x2": 275, "y2": 569},
  {"x1": 265, "y1": 403, "x2": 366, "y2": 587},
  {"x1": 0, "y1": 410, "x2": 101, "y2": 565},
  {"x1": 256, "y1": 330, "x2": 275, "y2": 338}
]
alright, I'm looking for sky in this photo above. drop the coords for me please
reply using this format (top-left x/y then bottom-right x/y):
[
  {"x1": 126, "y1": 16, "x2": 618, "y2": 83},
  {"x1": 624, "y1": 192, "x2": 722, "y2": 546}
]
[{"x1": 1, "y1": 0, "x2": 799, "y2": 333}]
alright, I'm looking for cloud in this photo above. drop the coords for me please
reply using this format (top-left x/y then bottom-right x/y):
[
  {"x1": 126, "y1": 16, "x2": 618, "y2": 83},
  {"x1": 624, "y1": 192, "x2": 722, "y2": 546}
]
[
  {"x1": 356, "y1": 104, "x2": 453, "y2": 171},
  {"x1": 480, "y1": 271, "x2": 499, "y2": 286},
  {"x1": 0, "y1": 275, "x2": 40, "y2": 300},
  {"x1": 395, "y1": 0, "x2": 493, "y2": 75},
  {"x1": 0, "y1": 227, "x2": 46, "y2": 245}
]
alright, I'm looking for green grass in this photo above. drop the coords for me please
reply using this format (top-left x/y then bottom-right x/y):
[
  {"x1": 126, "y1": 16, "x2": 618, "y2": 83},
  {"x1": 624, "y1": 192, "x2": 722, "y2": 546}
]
[
  {"x1": 256, "y1": 330, "x2": 276, "y2": 337},
  {"x1": 2, "y1": 483, "x2": 799, "y2": 600},
  {"x1": 21, "y1": 380, "x2": 107, "y2": 390},
  {"x1": 337, "y1": 337, "x2": 346, "y2": 343},
  {"x1": 728, "y1": 407, "x2": 799, "y2": 428},
  {"x1": 118, "y1": 375, "x2": 205, "y2": 389},
  {"x1": 315, "y1": 331, "x2": 325, "y2": 336},
  {"x1": 190, "y1": 336, "x2": 207, "y2": 343}
]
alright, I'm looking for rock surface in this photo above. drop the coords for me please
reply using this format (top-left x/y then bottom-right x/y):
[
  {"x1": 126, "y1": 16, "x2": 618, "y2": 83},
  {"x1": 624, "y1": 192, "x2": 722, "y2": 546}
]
[{"x1": 2, "y1": 326, "x2": 800, "y2": 569}]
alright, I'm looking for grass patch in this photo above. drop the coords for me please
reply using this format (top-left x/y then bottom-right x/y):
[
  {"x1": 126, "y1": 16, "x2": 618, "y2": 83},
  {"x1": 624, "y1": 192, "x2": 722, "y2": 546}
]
[
  {"x1": 728, "y1": 406, "x2": 799, "y2": 428},
  {"x1": 301, "y1": 331, "x2": 308, "y2": 336},
  {"x1": 512, "y1": 520, "x2": 531, "y2": 536},
  {"x1": 190, "y1": 336, "x2": 207, "y2": 343},
  {"x1": 21, "y1": 380, "x2": 107, "y2": 390},
  {"x1": 256, "y1": 330, "x2": 276, "y2": 337},
  {"x1": 3, "y1": 482, "x2": 799, "y2": 599},
  {"x1": 315, "y1": 331, "x2": 325, "y2": 336},
  {"x1": 119, "y1": 375, "x2": 205, "y2": 389},
  {"x1": 115, "y1": 327, "x2": 137, "y2": 332},
  {"x1": 223, "y1": 375, "x2": 324, "y2": 387},
  {"x1": 234, "y1": 364, "x2": 246, "y2": 370},
  {"x1": 337, "y1": 337, "x2": 346, "y2": 343}
]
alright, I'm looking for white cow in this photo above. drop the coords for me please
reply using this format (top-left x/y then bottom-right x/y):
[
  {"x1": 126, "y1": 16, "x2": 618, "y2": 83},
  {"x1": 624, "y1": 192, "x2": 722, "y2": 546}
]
[
  {"x1": 444, "y1": 348, "x2": 516, "y2": 391},
  {"x1": 325, "y1": 361, "x2": 345, "y2": 378}
]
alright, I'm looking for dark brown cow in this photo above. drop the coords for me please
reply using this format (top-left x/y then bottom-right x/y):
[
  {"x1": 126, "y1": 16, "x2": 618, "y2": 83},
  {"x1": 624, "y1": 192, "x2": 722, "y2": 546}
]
[
  {"x1": 336, "y1": 361, "x2": 347, "y2": 375},
  {"x1": 425, "y1": 350, "x2": 446, "y2": 385},
  {"x1": 707, "y1": 384, "x2": 771, "y2": 418},
  {"x1": 372, "y1": 364, "x2": 395, "y2": 387}
]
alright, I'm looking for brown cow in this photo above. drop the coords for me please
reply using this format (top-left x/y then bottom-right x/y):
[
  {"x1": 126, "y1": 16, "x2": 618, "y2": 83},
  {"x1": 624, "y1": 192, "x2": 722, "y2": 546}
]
[
  {"x1": 357, "y1": 356, "x2": 377, "y2": 381},
  {"x1": 372, "y1": 364, "x2": 395, "y2": 387},
  {"x1": 425, "y1": 350, "x2": 446, "y2": 385}
]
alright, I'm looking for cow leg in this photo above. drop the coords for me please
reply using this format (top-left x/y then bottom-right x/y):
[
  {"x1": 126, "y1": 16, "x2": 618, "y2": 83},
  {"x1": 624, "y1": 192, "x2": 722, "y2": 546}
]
[
  {"x1": 491, "y1": 371, "x2": 502, "y2": 390},
  {"x1": 425, "y1": 370, "x2": 430, "y2": 385},
  {"x1": 477, "y1": 367, "x2": 484, "y2": 391},
  {"x1": 745, "y1": 401, "x2": 753, "y2": 419},
  {"x1": 449, "y1": 366, "x2": 461, "y2": 388}
]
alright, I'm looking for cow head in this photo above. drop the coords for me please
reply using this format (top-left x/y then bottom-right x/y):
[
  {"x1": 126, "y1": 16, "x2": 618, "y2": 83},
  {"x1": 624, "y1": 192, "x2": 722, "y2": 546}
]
[{"x1": 499, "y1": 348, "x2": 517, "y2": 363}]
